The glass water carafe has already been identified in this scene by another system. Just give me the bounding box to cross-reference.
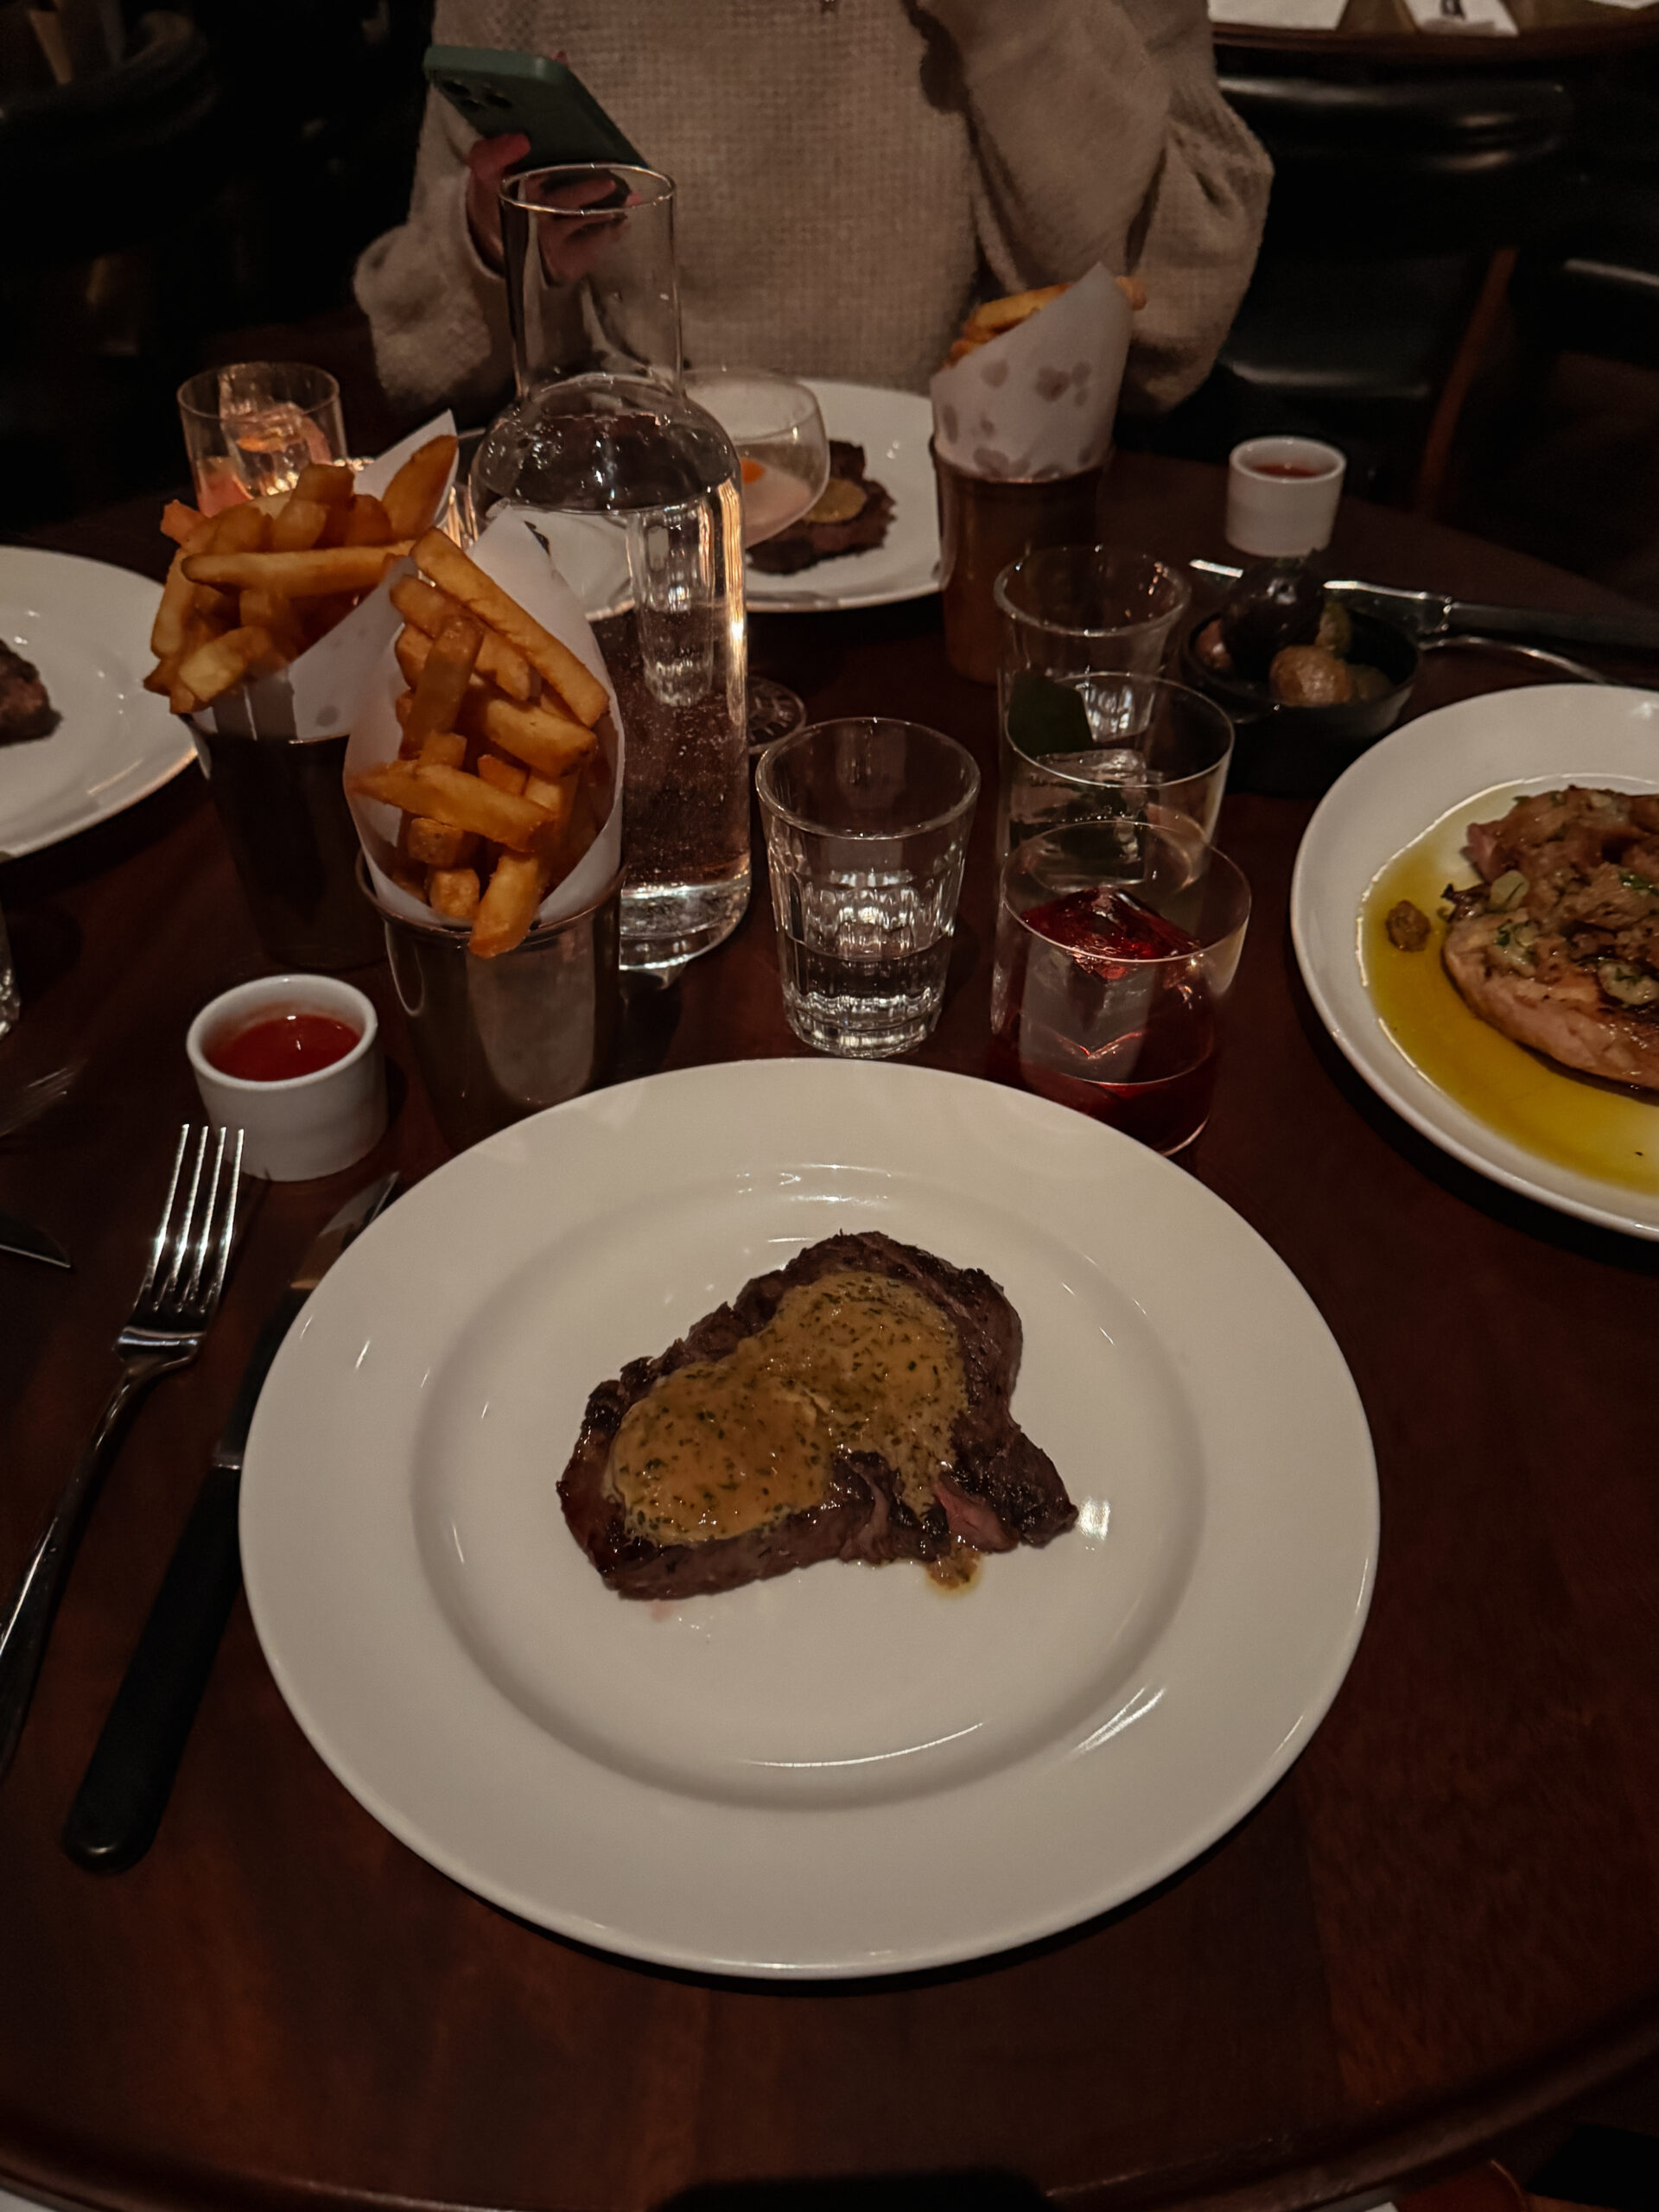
[472,167,749,972]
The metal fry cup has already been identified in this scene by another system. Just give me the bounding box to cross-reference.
[932,443,1107,685]
[359,858,621,1151]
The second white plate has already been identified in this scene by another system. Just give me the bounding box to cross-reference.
[744,380,939,613]
[241,1060,1376,1978]
[1291,683,1659,1237]
[0,546,193,858]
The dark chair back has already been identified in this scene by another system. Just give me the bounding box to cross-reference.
[1220,74,1579,255]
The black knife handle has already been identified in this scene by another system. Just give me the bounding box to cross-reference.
[61,1465,242,1873]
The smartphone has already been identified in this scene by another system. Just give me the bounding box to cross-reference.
[424,47,644,166]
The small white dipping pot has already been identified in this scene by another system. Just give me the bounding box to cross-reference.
[1225,435,1347,558]
[187,974,386,1183]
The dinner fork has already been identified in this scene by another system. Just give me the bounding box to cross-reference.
[0,1124,244,1784]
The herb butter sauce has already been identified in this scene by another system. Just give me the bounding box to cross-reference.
[606,1272,967,1544]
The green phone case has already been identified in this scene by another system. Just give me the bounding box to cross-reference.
[423,46,644,167]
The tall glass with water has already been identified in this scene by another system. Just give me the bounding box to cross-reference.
[471,168,749,971]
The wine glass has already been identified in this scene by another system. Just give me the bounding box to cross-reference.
[684,369,830,747]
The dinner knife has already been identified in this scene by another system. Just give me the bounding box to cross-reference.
[1188,558,1659,656]
[60,1171,400,1873]
[0,1210,70,1269]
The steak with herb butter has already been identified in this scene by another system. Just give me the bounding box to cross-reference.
[558,1231,1074,1600]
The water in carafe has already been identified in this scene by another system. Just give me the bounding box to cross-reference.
[472,375,749,972]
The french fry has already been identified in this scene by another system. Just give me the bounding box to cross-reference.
[181,543,411,595]
[209,502,273,555]
[347,760,563,855]
[523,770,577,827]
[340,493,394,547]
[270,496,331,553]
[475,752,528,798]
[294,462,356,506]
[238,587,306,658]
[429,867,483,921]
[470,851,550,958]
[391,574,538,701]
[406,816,480,868]
[192,582,238,626]
[178,624,278,706]
[414,530,608,725]
[417,728,467,770]
[403,612,481,756]
[461,689,599,778]
[151,543,210,658]
[161,499,202,546]
[964,283,1071,339]
[381,435,459,540]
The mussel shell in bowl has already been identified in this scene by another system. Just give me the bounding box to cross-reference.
[1180,609,1419,798]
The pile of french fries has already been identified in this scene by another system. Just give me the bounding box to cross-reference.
[145,434,458,713]
[943,276,1147,366]
[346,529,611,960]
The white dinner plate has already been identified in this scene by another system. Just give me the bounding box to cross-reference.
[0,547,193,858]
[744,380,939,613]
[1291,683,1659,1239]
[240,1059,1376,1978]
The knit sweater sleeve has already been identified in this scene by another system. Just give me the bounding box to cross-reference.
[914,0,1271,413]
[353,86,515,422]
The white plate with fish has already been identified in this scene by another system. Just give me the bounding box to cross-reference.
[1291,683,1659,1238]
[240,1058,1376,1977]
[743,381,939,613]
[0,547,194,858]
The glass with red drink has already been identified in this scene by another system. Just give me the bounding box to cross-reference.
[989,817,1250,1154]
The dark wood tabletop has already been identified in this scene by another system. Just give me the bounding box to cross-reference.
[1214,0,1659,66]
[3,450,1659,2212]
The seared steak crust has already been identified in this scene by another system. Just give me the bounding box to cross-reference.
[747,442,895,576]
[558,1231,1075,1600]
[0,641,56,745]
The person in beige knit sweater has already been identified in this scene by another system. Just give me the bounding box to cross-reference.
[355,0,1270,424]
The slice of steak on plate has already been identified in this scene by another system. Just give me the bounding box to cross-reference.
[747,442,895,575]
[558,1230,1075,1600]
[0,641,56,745]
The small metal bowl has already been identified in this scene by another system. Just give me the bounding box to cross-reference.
[1179,608,1419,798]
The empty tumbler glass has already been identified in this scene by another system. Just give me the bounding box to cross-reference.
[756,718,979,1058]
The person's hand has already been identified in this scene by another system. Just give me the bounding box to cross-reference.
[465,132,531,270]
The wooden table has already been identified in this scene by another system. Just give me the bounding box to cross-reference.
[3,452,1659,2212]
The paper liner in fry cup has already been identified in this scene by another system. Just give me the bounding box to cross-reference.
[929,264,1131,482]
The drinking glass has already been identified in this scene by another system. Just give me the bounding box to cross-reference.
[996,544,1191,685]
[685,367,830,747]
[177,363,346,515]
[990,817,1251,1155]
[998,671,1234,860]
[756,718,979,1058]
[473,168,751,972]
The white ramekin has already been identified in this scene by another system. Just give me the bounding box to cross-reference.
[1225,435,1347,558]
[186,974,386,1182]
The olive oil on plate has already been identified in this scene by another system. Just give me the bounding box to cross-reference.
[1358,783,1659,1195]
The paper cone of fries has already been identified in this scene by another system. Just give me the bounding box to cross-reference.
[929,264,1131,482]
[344,510,624,961]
